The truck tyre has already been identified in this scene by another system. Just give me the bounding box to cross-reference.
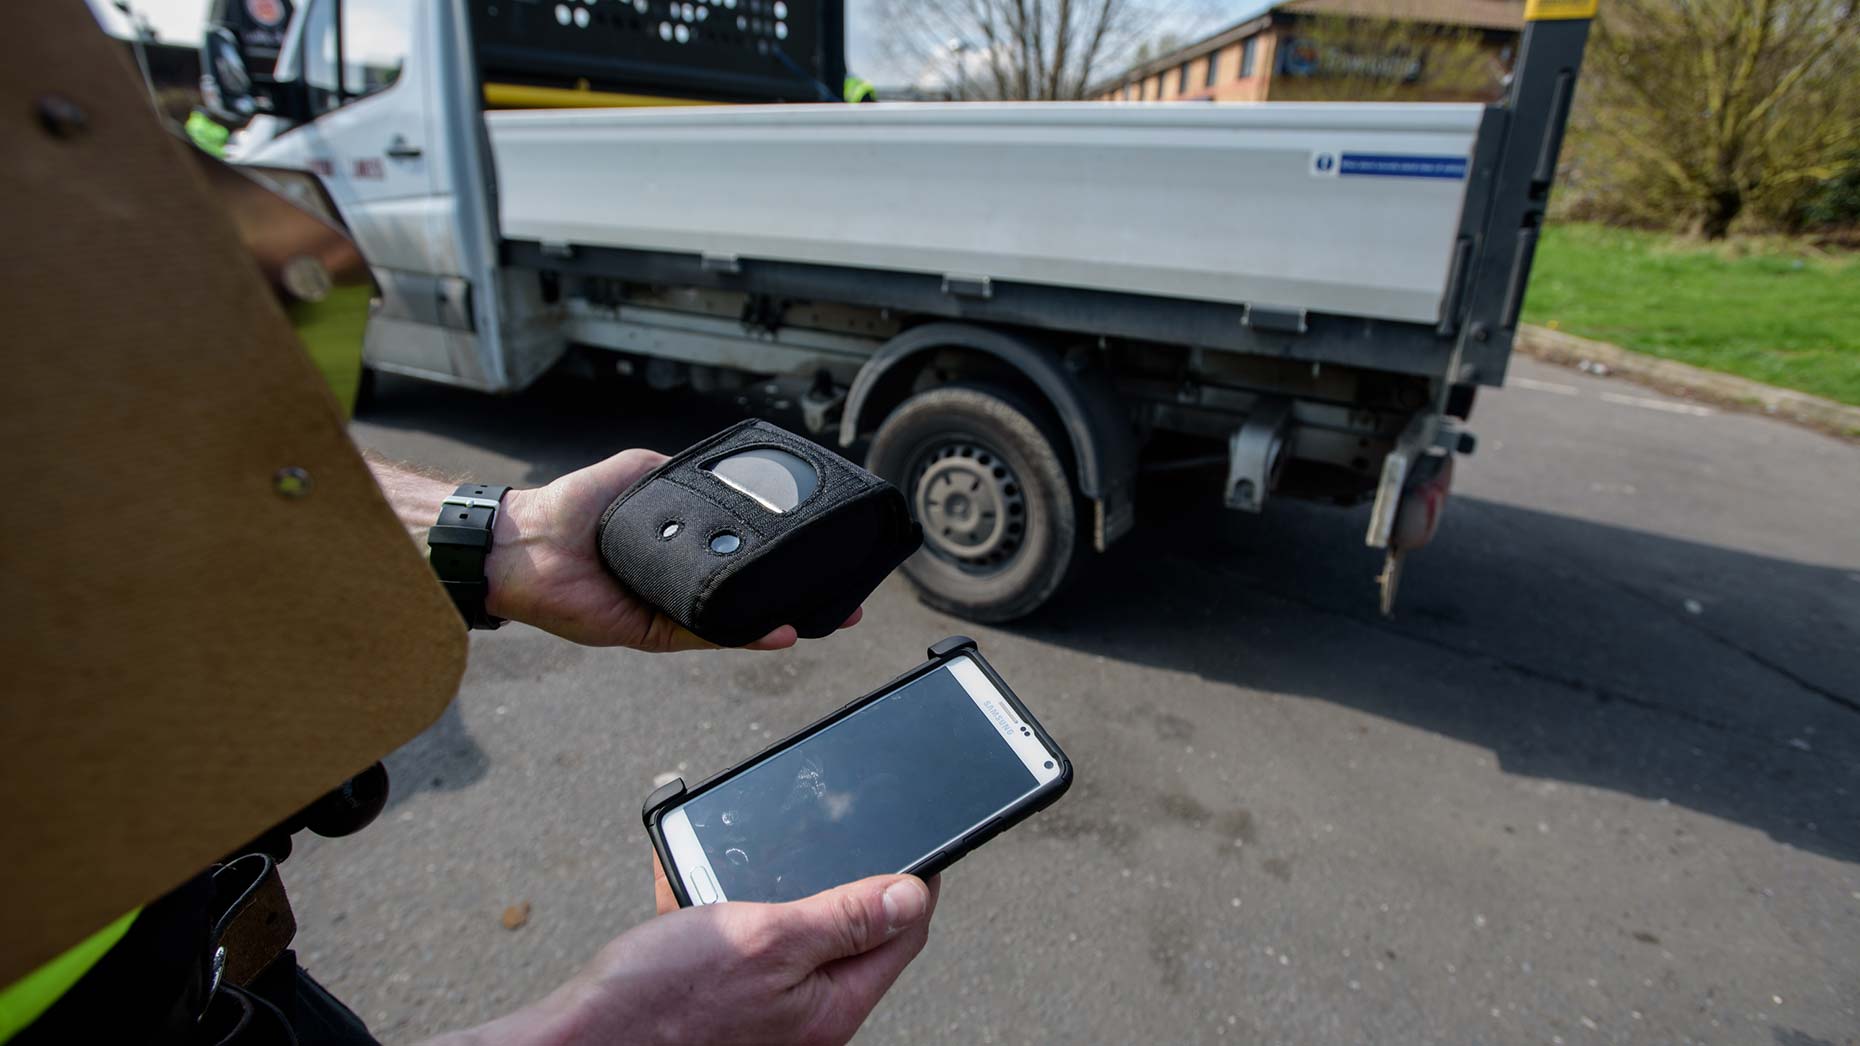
[867,384,1077,622]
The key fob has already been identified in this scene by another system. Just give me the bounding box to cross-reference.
[596,420,922,647]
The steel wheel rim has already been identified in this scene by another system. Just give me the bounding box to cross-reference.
[910,440,1027,574]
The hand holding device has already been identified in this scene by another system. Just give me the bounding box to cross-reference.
[429,873,940,1046]
[646,637,1071,906]
[595,420,922,648]
[477,447,864,651]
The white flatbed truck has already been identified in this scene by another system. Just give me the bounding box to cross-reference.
[210,0,1594,620]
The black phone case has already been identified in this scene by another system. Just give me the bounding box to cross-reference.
[642,636,1074,907]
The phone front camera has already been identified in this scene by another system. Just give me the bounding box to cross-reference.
[1043,760,1055,769]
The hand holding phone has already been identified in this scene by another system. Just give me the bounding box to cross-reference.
[467,872,940,1046]
[646,638,1071,906]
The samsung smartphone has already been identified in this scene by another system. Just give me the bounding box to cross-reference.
[648,643,1070,906]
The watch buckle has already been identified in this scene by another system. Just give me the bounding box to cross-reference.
[442,496,503,513]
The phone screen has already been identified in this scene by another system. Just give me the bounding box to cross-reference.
[664,656,1061,904]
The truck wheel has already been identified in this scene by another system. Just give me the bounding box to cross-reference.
[867,384,1077,622]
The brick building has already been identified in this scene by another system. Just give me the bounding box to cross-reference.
[1094,0,1524,104]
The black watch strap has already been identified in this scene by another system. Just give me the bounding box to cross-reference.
[426,482,510,630]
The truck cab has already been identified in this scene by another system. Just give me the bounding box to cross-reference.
[230,0,552,391]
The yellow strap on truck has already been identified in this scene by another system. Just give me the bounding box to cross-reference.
[483,81,708,109]
[1524,0,1597,20]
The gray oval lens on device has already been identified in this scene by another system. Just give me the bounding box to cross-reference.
[710,532,742,554]
[704,448,819,513]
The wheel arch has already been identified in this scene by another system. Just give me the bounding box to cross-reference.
[839,323,1136,548]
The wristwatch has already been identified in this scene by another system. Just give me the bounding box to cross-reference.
[426,483,510,630]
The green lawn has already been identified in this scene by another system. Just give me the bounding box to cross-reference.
[1522,223,1860,406]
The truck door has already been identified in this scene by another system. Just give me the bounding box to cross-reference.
[243,0,520,388]
[270,0,434,274]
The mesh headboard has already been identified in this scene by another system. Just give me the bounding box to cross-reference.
[471,0,845,103]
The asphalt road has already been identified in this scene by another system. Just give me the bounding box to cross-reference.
[294,357,1860,1045]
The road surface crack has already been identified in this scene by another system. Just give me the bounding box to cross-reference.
[1460,498,1860,720]
[1582,557,1860,719]
[1250,580,1843,764]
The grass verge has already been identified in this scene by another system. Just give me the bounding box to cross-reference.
[1522,223,1860,406]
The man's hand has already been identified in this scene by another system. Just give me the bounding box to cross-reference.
[486,448,861,649]
[367,447,860,650]
[427,873,940,1046]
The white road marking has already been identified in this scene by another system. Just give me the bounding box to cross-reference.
[1511,377,1580,395]
[1599,392,1715,416]
[1512,375,1716,418]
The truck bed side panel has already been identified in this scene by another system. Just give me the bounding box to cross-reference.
[486,102,1483,326]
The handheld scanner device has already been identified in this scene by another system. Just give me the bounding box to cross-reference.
[596,420,922,646]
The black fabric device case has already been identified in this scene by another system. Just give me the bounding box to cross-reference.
[596,420,922,647]
[642,636,1074,908]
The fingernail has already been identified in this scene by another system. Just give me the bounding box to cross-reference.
[881,879,928,934]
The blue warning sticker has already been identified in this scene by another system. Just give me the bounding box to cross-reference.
[1337,153,1468,180]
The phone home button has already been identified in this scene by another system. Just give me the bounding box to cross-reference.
[691,866,719,904]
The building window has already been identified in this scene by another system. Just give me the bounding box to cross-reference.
[1204,52,1219,86]
[1239,37,1257,78]
[1178,63,1190,95]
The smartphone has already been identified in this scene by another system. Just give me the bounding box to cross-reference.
[645,640,1071,906]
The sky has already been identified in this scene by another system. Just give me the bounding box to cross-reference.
[86,0,206,41]
[86,0,1269,89]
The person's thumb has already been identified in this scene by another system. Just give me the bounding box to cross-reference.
[775,875,930,969]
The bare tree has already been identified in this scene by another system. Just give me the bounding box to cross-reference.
[1574,0,1860,238]
[1130,31,1187,64]
[876,0,1216,100]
